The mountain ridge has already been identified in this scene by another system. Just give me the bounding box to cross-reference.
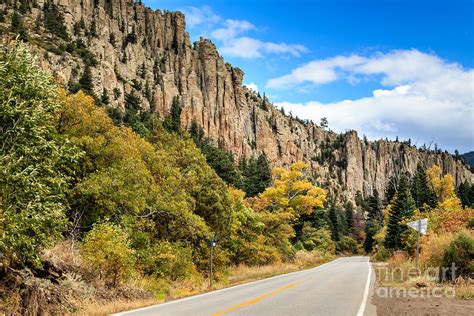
[1,0,472,201]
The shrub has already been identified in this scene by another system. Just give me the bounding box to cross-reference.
[439,231,474,281]
[138,241,197,281]
[0,41,79,268]
[81,223,136,287]
[300,225,335,255]
[374,244,391,261]
[420,233,454,268]
[336,236,360,254]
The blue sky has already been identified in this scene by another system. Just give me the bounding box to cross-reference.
[144,0,473,153]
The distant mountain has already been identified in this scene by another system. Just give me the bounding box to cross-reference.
[461,151,474,168]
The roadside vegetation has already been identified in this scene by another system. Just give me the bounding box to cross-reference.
[0,40,356,315]
[364,163,473,299]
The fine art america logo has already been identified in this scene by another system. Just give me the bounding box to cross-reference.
[374,263,458,298]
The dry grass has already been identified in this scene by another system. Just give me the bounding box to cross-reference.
[373,255,474,300]
[80,299,158,315]
[224,250,331,286]
[80,250,332,315]
[455,278,474,300]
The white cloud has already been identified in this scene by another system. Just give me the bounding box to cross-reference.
[182,7,308,59]
[181,6,221,28]
[211,19,255,41]
[244,82,259,92]
[267,55,367,89]
[271,50,474,152]
[219,36,308,59]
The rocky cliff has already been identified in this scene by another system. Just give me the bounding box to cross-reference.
[1,0,472,201]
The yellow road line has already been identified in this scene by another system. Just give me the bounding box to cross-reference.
[211,281,301,316]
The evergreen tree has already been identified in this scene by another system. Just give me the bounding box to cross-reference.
[367,189,383,224]
[363,190,383,253]
[79,65,93,96]
[201,144,242,187]
[363,221,379,253]
[189,120,204,147]
[384,175,415,249]
[457,181,474,208]
[328,206,340,241]
[101,88,109,105]
[411,164,436,210]
[43,0,69,40]
[384,175,398,205]
[241,154,272,197]
[344,201,355,235]
[163,96,181,133]
[11,11,28,41]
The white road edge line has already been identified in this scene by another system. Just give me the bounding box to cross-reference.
[356,257,372,316]
[112,257,345,316]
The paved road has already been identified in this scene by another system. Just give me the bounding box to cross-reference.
[115,256,376,316]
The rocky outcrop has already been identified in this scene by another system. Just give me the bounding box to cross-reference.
[1,0,472,201]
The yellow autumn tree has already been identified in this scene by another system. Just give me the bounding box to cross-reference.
[257,161,326,218]
[426,164,462,210]
[247,162,326,261]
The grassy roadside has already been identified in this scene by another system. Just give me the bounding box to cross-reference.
[371,258,473,300]
[370,257,473,316]
[81,252,335,315]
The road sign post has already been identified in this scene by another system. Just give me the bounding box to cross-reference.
[407,218,428,272]
[415,219,420,271]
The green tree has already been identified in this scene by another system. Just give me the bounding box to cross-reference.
[384,174,415,250]
[328,206,341,242]
[201,144,242,187]
[11,11,28,41]
[189,120,204,146]
[344,201,355,235]
[81,223,135,287]
[163,96,182,133]
[363,190,383,253]
[411,164,436,210]
[457,181,473,208]
[0,41,79,267]
[43,0,69,40]
[79,65,94,96]
[385,175,398,205]
[241,154,272,197]
[101,88,110,105]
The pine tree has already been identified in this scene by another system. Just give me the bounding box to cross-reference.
[344,201,355,235]
[328,206,340,241]
[163,96,181,133]
[411,164,436,210]
[43,0,69,40]
[363,190,383,252]
[384,174,415,249]
[201,144,242,187]
[79,65,93,96]
[458,181,473,208]
[189,120,204,146]
[256,154,272,190]
[11,11,28,41]
[241,154,272,197]
[101,88,109,105]
[367,189,383,224]
[385,175,398,205]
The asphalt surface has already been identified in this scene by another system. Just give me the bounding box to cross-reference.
[114,256,376,316]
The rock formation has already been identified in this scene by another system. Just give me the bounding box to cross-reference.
[1,0,472,201]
